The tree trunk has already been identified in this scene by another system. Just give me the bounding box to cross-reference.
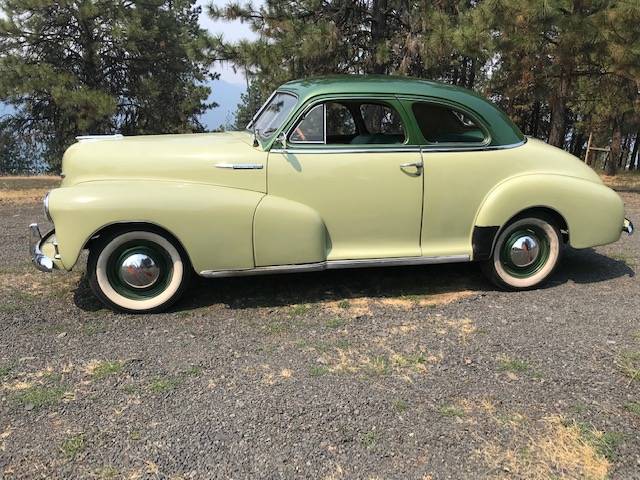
[370,0,388,74]
[606,118,622,176]
[548,74,570,148]
[630,131,640,170]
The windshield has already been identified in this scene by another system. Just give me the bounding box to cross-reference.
[249,92,298,139]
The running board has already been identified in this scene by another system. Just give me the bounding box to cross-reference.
[199,255,470,278]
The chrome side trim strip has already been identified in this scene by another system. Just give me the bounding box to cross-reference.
[270,139,526,155]
[215,163,264,170]
[199,255,470,278]
[270,147,422,154]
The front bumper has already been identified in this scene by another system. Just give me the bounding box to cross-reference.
[29,223,58,272]
[623,218,634,235]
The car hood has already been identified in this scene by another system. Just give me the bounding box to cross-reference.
[60,131,267,193]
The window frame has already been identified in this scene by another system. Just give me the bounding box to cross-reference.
[288,103,327,144]
[284,96,412,149]
[406,98,492,149]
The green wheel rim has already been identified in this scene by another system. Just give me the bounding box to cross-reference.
[499,225,550,279]
[106,240,173,300]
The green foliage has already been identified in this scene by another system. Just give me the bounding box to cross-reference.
[0,0,217,172]
[212,0,640,172]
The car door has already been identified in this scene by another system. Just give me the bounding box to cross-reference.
[267,98,424,261]
[401,98,519,258]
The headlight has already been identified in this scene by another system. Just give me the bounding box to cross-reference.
[43,192,52,222]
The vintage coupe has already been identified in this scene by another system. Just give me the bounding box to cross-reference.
[30,76,634,313]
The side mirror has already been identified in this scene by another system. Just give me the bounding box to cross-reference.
[276,132,287,150]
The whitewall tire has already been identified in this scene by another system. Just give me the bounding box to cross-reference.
[88,228,191,313]
[481,216,562,290]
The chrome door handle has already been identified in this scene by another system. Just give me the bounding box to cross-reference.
[215,163,263,170]
[400,160,423,171]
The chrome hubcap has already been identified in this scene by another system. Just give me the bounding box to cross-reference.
[119,253,161,289]
[509,235,540,268]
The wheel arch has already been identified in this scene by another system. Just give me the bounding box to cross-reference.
[84,221,194,270]
[473,205,568,261]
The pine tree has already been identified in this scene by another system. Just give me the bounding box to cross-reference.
[0,0,216,172]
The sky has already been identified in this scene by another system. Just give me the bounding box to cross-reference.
[196,0,260,128]
[0,1,261,130]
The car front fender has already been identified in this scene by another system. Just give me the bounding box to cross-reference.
[474,174,624,249]
[47,180,264,273]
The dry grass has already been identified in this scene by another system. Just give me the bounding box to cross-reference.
[480,416,611,480]
[600,171,640,192]
[323,290,474,318]
[0,176,60,204]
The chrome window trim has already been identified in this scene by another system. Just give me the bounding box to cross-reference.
[420,138,527,153]
[199,254,470,278]
[247,90,299,137]
[410,100,492,148]
[246,90,277,130]
[283,96,410,149]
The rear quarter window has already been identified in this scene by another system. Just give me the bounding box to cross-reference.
[412,103,487,145]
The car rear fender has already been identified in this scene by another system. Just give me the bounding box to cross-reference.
[474,174,624,251]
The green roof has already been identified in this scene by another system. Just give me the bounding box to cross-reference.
[279,75,524,146]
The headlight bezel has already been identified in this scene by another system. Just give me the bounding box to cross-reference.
[43,191,52,222]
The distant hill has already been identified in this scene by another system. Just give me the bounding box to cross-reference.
[201,79,246,131]
[0,79,245,133]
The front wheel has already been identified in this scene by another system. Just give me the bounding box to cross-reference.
[88,228,191,313]
[481,216,562,290]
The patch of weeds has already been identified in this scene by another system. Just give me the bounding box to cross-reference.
[291,304,311,316]
[266,321,289,335]
[624,401,640,416]
[438,403,465,418]
[15,385,66,409]
[392,399,408,413]
[337,300,350,310]
[61,434,85,459]
[499,357,530,374]
[576,422,623,461]
[360,430,378,448]
[149,376,180,393]
[365,355,390,376]
[91,361,123,380]
[569,402,588,415]
[183,366,203,377]
[0,363,14,378]
[0,303,19,314]
[616,351,640,383]
[393,352,428,370]
[122,384,138,395]
[335,339,351,349]
[326,317,346,328]
[309,365,330,377]
[82,320,108,336]
[129,430,142,441]
[95,466,118,479]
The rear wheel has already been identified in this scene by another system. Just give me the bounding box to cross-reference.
[88,228,190,313]
[481,216,562,290]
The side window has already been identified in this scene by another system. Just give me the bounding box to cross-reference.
[290,104,325,143]
[326,103,356,140]
[412,103,486,144]
[289,100,407,145]
[355,103,406,144]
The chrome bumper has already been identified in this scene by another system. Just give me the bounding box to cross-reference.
[623,218,634,235]
[29,223,55,272]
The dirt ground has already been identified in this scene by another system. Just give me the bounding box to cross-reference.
[1,177,639,479]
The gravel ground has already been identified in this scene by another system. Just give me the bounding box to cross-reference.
[1,184,639,479]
